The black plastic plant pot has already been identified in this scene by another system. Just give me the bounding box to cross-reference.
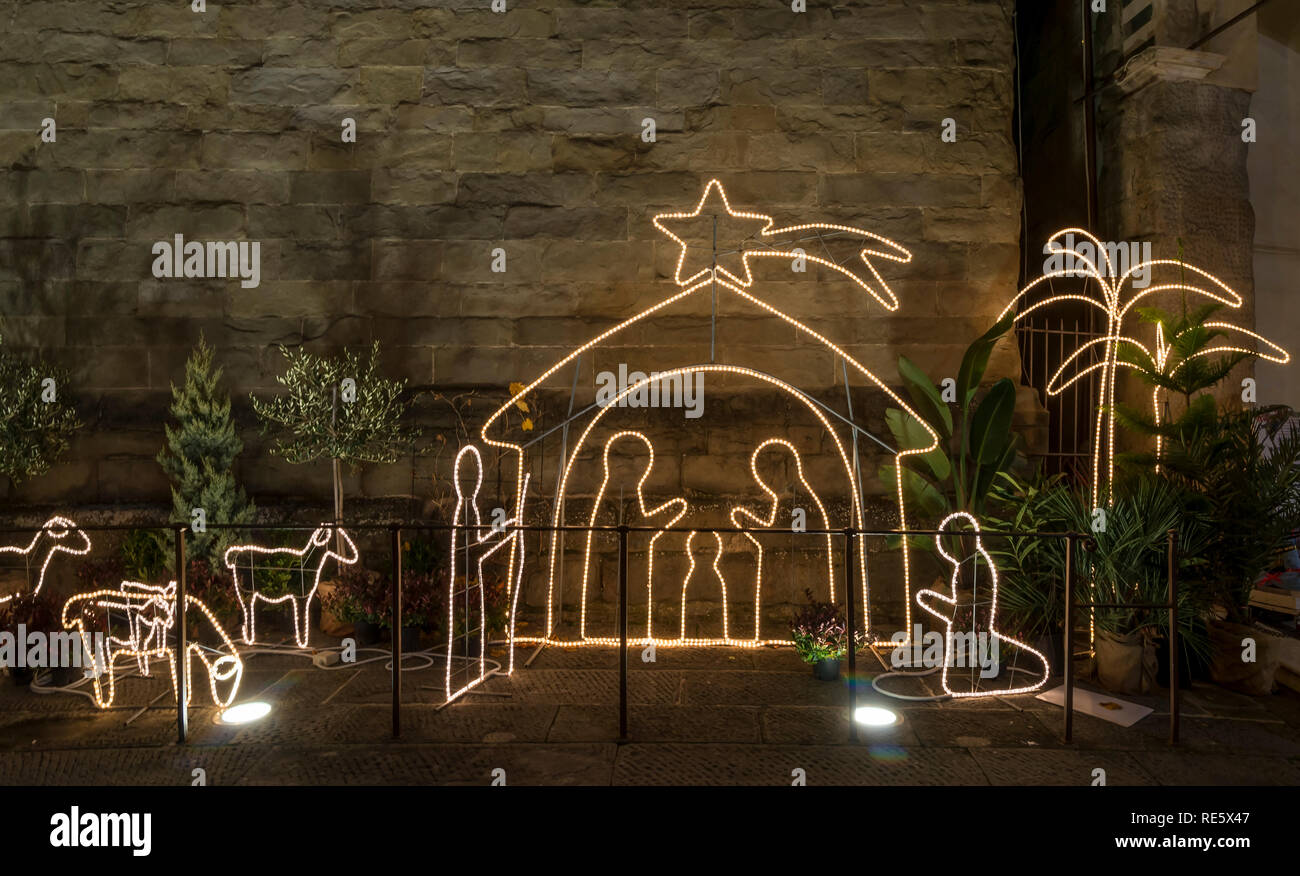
[401,625,421,653]
[353,619,381,646]
[1034,629,1066,678]
[813,657,841,681]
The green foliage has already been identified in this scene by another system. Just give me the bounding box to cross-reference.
[0,336,81,483]
[121,529,167,582]
[985,469,1075,640]
[1035,474,1214,662]
[789,588,856,664]
[1151,407,1300,621]
[251,342,421,468]
[156,335,255,568]
[879,312,1021,554]
[1114,302,1250,464]
[251,342,422,519]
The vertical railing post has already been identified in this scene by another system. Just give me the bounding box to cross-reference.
[617,524,629,742]
[175,525,188,744]
[844,527,857,743]
[391,524,402,739]
[1063,533,1074,743]
[1167,529,1179,745]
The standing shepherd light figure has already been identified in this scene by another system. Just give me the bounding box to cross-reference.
[480,179,941,649]
[446,445,527,703]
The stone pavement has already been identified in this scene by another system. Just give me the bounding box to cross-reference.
[2,645,1299,786]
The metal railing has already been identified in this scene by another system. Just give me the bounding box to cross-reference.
[0,520,1184,747]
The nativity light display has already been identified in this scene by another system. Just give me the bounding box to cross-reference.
[0,516,92,604]
[61,581,244,709]
[481,180,941,651]
[223,525,359,648]
[1000,229,1290,506]
[914,512,1049,698]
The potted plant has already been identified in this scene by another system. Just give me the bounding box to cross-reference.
[1149,406,1300,694]
[321,564,386,646]
[790,588,856,681]
[251,342,422,542]
[986,469,1074,676]
[1,591,59,686]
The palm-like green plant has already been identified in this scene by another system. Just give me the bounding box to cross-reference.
[1113,301,1284,469]
[985,469,1074,640]
[1150,407,1300,622]
[880,312,1021,556]
[1035,474,1214,661]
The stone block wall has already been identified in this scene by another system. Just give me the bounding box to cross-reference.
[0,0,1027,528]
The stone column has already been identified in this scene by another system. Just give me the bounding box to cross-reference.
[1095,0,1258,435]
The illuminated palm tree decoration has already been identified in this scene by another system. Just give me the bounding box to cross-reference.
[999,229,1264,506]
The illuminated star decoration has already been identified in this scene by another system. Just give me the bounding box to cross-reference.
[223,526,359,648]
[446,445,527,703]
[914,512,1049,698]
[62,581,244,709]
[1000,229,1288,507]
[0,516,92,605]
[653,177,913,311]
[483,180,939,651]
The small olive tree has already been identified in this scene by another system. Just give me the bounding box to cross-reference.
[0,335,81,486]
[251,342,422,526]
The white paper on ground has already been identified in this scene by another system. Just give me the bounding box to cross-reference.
[1035,684,1154,728]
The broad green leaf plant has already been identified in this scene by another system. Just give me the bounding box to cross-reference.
[880,312,1022,552]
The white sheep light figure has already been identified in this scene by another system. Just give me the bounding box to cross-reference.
[223,525,360,648]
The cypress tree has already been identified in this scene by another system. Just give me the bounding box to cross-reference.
[157,335,255,568]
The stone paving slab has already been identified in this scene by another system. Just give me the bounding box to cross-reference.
[233,743,616,786]
[0,745,266,786]
[611,743,988,785]
[547,704,763,743]
[1134,751,1300,786]
[4,646,1300,785]
[969,749,1157,786]
[899,705,1060,749]
[350,704,561,744]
